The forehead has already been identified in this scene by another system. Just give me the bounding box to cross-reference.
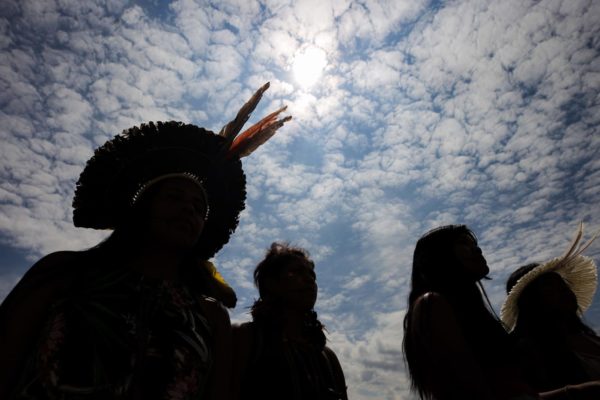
[285,257,315,270]
[532,271,566,287]
[454,232,477,244]
[156,177,206,197]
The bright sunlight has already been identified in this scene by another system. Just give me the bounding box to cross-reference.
[292,46,327,88]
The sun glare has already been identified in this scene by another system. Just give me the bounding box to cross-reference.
[292,46,327,88]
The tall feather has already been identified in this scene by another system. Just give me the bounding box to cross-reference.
[560,221,584,261]
[228,106,292,158]
[568,222,599,260]
[219,82,271,141]
[556,222,600,270]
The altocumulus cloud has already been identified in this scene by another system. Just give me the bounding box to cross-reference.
[1,0,600,399]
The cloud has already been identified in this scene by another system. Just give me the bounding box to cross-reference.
[1,0,600,398]
[324,310,414,400]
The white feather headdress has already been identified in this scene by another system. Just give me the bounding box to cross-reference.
[500,222,599,331]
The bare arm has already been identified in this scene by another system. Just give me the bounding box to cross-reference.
[0,251,78,398]
[197,297,233,400]
[540,381,600,400]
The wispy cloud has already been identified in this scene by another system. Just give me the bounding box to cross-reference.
[1,0,599,398]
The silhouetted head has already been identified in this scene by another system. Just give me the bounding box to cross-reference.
[73,121,248,260]
[251,242,325,349]
[508,263,578,322]
[93,176,208,258]
[254,242,317,312]
[506,263,538,294]
[404,225,504,400]
[412,224,489,295]
[506,263,598,387]
[140,177,208,251]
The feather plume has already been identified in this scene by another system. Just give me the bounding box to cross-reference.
[500,221,600,331]
[227,105,292,158]
[219,82,271,141]
[558,222,600,265]
[560,221,584,261]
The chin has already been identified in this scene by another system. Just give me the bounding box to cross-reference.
[161,237,197,251]
[293,301,316,313]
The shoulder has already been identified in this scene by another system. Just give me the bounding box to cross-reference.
[232,321,255,343]
[409,292,462,340]
[323,346,348,398]
[233,320,254,332]
[323,346,342,365]
[0,251,82,352]
[35,250,80,265]
[414,291,448,306]
[1,251,81,311]
[23,251,81,281]
[412,292,454,319]
[197,296,231,326]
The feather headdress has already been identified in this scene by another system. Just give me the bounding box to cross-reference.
[72,83,291,306]
[220,82,292,158]
[500,222,599,331]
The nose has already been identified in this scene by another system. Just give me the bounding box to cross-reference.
[178,202,195,221]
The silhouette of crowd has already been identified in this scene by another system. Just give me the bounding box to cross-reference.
[0,84,599,400]
[403,224,600,399]
[0,85,347,400]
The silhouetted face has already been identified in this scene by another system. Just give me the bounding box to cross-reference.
[144,177,208,250]
[453,233,489,280]
[273,258,318,312]
[527,272,578,315]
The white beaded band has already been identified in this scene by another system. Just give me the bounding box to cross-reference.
[131,172,210,219]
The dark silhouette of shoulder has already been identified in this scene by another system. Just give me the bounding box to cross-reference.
[412,292,454,325]
[0,250,81,398]
[322,345,348,400]
[1,250,81,313]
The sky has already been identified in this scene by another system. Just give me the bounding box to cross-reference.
[1,0,599,398]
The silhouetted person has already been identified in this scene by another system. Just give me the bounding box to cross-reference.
[402,225,535,399]
[0,83,291,399]
[233,243,348,400]
[502,229,600,392]
[402,224,600,400]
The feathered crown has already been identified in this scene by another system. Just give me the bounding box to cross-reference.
[73,82,291,260]
[501,222,599,331]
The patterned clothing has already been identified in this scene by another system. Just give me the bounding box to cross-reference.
[240,322,347,400]
[12,264,212,400]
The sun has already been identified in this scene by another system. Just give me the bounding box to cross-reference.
[292,46,327,88]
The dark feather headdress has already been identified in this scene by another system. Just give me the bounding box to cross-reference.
[73,82,291,260]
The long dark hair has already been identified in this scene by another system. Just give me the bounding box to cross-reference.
[251,242,326,350]
[402,225,509,399]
